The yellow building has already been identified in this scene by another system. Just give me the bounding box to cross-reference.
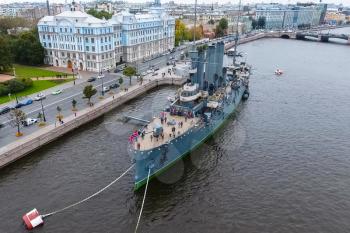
[325,12,346,24]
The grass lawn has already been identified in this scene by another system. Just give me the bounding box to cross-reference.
[0,79,73,105]
[9,64,70,78]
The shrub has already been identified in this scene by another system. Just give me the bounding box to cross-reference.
[0,77,33,96]
[0,84,10,96]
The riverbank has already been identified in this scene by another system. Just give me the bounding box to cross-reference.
[0,75,186,169]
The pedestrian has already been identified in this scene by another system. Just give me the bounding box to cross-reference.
[161,118,164,124]
[150,134,153,142]
[164,116,167,123]
[74,112,77,117]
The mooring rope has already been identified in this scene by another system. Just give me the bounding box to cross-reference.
[134,168,151,233]
[41,164,135,218]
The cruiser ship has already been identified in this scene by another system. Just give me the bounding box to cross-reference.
[130,41,250,190]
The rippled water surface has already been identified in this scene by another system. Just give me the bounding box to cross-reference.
[1,28,350,233]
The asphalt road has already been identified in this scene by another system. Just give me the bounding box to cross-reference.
[0,39,217,147]
[0,73,137,147]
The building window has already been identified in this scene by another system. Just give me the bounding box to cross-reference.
[92,46,95,52]
[91,38,94,43]
[87,55,90,59]
[85,38,88,43]
[86,46,89,51]
[101,46,103,51]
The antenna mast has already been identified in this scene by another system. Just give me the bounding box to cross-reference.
[233,0,242,65]
[193,0,197,47]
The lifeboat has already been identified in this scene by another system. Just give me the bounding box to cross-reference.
[275,69,283,75]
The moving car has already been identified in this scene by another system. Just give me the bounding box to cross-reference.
[22,118,38,127]
[52,89,62,95]
[34,93,46,101]
[109,83,119,89]
[103,86,110,92]
[97,74,105,79]
[87,77,96,82]
[114,68,123,73]
[0,106,10,115]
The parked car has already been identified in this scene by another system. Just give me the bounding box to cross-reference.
[114,68,123,73]
[34,93,46,101]
[97,74,105,79]
[103,86,110,92]
[19,99,33,107]
[87,77,96,82]
[52,89,62,95]
[0,106,10,115]
[109,83,120,89]
[22,118,38,127]
[152,72,158,76]
[153,67,159,71]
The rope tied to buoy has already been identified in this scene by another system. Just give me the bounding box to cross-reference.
[134,168,151,233]
[41,164,135,218]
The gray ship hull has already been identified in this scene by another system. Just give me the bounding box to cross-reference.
[133,84,247,190]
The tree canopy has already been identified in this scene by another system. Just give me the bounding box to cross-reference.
[83,85,97,105]
[87,9,113,20]
[215,18,228,38]
[175,19,204,46]
[123,66,137,85]
[11,29,45,66]
[0,36,13,72]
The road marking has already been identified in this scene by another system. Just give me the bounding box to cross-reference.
[1,78,120,125]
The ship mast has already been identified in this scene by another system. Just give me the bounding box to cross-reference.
[233,0,242,65]
[193,0,198,48]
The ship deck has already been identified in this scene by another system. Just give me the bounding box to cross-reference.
[133,115,200,151]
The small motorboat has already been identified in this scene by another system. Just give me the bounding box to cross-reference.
[275,69,283,76]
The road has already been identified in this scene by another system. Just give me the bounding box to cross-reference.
[0,38,220,148]
[0,73,139,147]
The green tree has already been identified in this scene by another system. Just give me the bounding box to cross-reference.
[215,18,228,38]
[0,36,13,72]
[8,109,26,137]
[123,66,136,85]
[83,85,97,106]
[257,17,266,29]
[87,9,112,20]
[72,98,77,111]
[251,19,258,29]
[118,76,124,87]
[0,17,34,35]
[219,18,228,30]
[11,29,45,65]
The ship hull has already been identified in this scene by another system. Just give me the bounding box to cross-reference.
[133,85,247,191]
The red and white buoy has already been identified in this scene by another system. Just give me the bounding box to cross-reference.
[22,209,44,230]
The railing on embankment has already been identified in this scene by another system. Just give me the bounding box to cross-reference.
[0,77,186,169]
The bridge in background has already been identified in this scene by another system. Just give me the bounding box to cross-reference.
[224,29,350,51]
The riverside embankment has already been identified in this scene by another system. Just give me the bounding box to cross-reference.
[0,75,186,169]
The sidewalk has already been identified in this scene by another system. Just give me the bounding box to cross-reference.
[0,74,186,168]
[0,74,14,83]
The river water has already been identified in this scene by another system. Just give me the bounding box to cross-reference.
[1,28,350,233]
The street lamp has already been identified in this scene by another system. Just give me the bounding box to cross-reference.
[40,98,46,122]
[100,70,105,96]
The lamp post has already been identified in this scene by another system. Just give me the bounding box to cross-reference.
[12,67,19,104]
[40,98,46,122]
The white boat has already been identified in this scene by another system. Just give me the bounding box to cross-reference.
[275,69,283,75]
